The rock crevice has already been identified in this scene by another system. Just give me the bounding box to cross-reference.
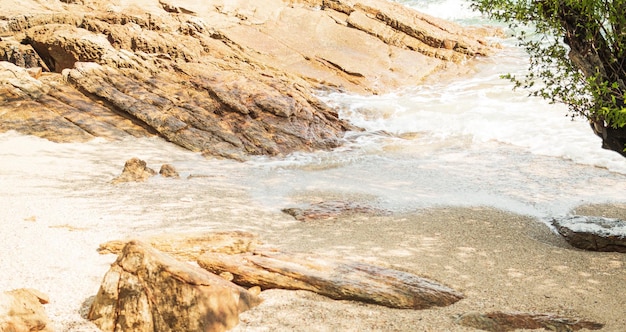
[0,0,498,159]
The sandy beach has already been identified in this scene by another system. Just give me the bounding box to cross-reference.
[1,132,625,331]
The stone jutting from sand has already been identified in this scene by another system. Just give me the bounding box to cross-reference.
[455,311,604,332]
[98,232,464,311]
[111,157,157,184]
[0,288,52,332]
[552,215,626,253]
[281,200,391,221]
[88,240,262,332]
[0,0,497,160]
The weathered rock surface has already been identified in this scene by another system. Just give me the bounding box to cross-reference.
[88,240,262,332]
[197,249,464,309]
[159,163,179,178]
[111,157,156,184]
[552,215,626,253]
[97,230,261,261]
[282,200,390,221]
[0,288,52,332]
[455,311,604,332]
[0,0,497,159]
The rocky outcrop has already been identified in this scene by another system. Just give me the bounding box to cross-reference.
[0,288,52,332]
[111,157,157,184]
[88,240,262,332]
[0,0,497,159]
[552,216,626,253]
[455,311,604,332]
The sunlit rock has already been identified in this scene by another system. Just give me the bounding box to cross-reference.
[0,0,499,159]
[97,231,261,261]
[88,240,262,332]
[0,288,52,332]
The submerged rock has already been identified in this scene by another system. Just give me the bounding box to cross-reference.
[551,215,626,253]
[282,200,390,221]
[0,0,498,159]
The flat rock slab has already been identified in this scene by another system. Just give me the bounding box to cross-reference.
[197,250,463,309]
[551,216,626,253]
[455,311,604,332]
[281,200,390,221]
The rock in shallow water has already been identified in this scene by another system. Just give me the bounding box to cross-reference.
[551,215,626,253]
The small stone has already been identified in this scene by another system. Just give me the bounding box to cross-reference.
[248,286,261,296]
[551,215,626,253]
[111,158,156,184]
[455,311,604,332]
[159,163,180,178]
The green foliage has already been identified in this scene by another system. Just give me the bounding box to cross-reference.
[470,0,626,129]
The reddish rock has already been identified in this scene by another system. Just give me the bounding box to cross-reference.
[282,200,390,221]
[455,311,604,332]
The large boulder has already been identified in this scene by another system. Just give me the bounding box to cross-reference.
[197,249,464,310]
[0,288,52,332]
[551,216,626,253]
[88,240,262,332]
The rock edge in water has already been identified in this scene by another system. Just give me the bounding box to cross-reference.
[0,0,498,159]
